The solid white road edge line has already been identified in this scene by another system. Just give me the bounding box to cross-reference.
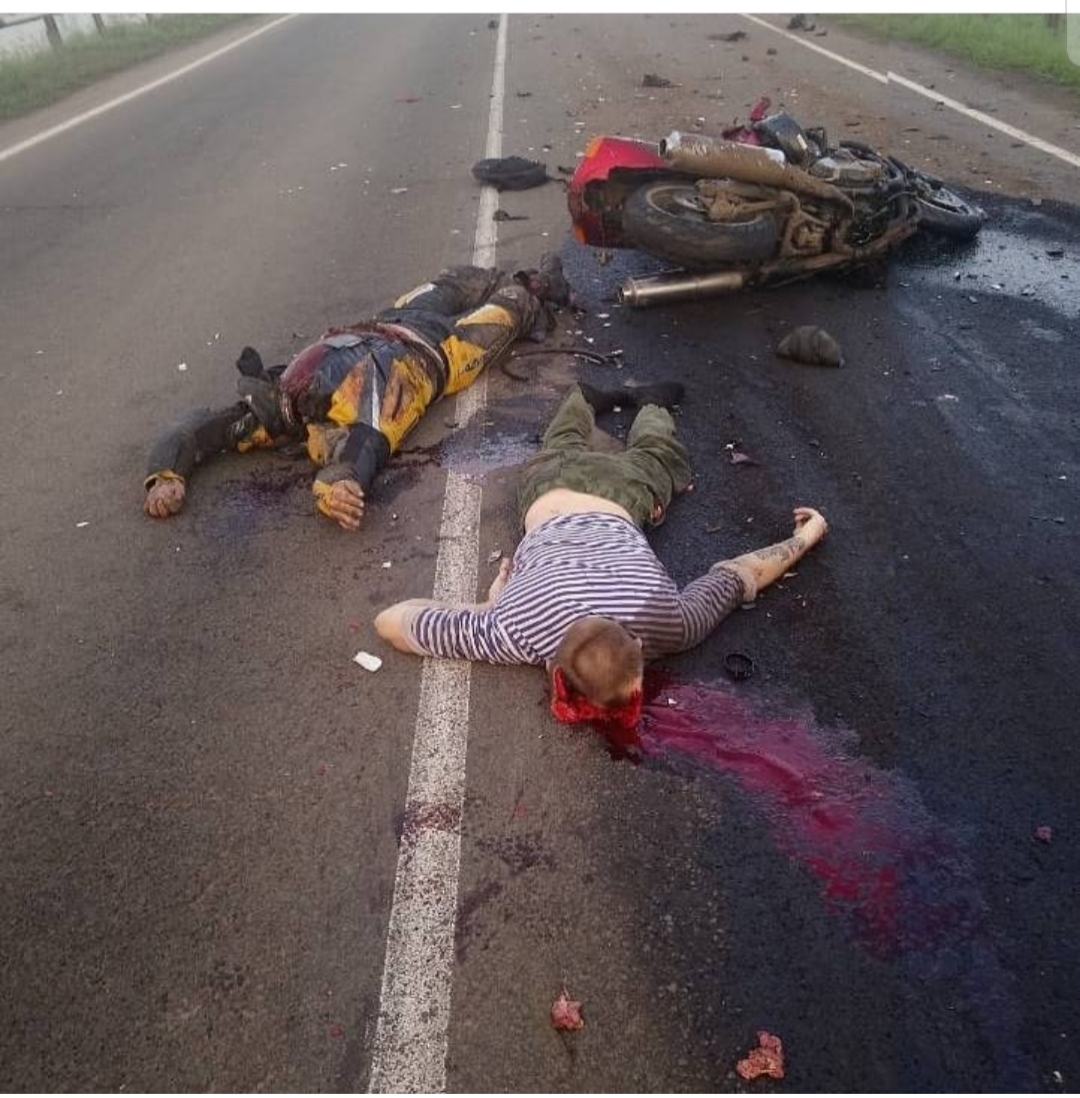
[0,15,297,166]
[741,13,1080,171]
[886,71,1080,171]
[366,13,508,1094]
[740,13,889,84]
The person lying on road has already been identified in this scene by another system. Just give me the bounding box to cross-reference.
[143,257,571,530]
[375,383,829,726]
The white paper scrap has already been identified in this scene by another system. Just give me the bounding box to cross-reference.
[353,651,382,672]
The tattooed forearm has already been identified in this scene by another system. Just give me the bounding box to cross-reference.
[751,536,804,564]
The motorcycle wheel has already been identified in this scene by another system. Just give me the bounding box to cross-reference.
[622,182,778,269]
[914,181,984,240]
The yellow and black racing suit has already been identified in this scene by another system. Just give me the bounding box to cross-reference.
[144,266,541,520]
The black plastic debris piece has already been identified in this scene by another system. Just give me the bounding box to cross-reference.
[472,156,550,191]
[708,30,746,42]
[642,72,674,88]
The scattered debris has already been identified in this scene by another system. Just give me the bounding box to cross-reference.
[556,165,577,175]
[1035,825,1053,844]
[1047,248,1065,258]
[487,18,498,29]
[737,1030,785,1080]
[177,362,188,372]
[487,549,503,564]
[776,326,844,367]
[766,46,777,55]
[394,96,421,104]
[788,14,815,31]
[390,187,408,195]
[493,208,529,222]
[551,988,584,1031]
[730,450,757,466]
[642,72,674,88]
[515,90,533,98]
[75,521,89,529]
[472,156,550,190]
[708,30,746,42]
[353,651,383,673]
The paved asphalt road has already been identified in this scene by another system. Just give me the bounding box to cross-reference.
[1,13,1078,1092]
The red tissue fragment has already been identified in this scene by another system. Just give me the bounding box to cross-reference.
[550,988,584,1031]
[736,1030,785,1081]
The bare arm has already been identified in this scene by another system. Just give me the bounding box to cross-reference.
[374,558,512,653]
[716,507,828,602]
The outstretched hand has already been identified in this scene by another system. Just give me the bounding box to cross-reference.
[323,479,365,531]
[792,506,828,546]
[145,479,186,518]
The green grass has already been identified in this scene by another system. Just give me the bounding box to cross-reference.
[832,14,1080,93]
[0,14,253,122]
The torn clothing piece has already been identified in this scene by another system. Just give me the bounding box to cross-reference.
[471,156,550,191]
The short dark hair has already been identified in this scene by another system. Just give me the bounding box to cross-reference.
[553,616,643,708]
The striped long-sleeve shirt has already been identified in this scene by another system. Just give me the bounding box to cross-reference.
[408,512,745,664]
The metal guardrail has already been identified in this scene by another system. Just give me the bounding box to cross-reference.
[0,13,149,58]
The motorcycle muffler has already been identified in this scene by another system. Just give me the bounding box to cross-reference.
[618,269,746,307]
[660,131,853,212]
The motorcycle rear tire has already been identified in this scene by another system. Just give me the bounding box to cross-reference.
[915,182,983,240]
[622,182,778,269]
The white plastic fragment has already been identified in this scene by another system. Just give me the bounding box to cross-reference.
[75,521,89,528]
[381,561,392,569]
[353,651,382,672]
[391,187,408,194]
[177,362,188,371]
[487,549,502,563]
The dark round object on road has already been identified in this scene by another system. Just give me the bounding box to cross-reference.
[724,651,756,681]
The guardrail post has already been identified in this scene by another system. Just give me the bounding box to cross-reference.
[42,14,62,49]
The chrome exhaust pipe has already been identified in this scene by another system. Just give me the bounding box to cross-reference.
[618,269,746,307]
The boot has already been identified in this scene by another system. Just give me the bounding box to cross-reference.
[514,252,572,307]
[578,381,685,415]
[237,376,289,437]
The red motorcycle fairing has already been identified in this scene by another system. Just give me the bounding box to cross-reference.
[568,135,670,247]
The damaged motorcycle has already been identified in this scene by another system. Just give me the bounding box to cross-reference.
[567,103,984,306]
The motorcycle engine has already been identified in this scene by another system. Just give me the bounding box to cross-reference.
[808,154,884,186]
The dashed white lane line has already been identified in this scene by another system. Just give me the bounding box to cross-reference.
[366,13,508,1094]
[0,15,297,166]
[740,13,1080,171]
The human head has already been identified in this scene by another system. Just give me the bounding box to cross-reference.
[549,616,644,726]
[279,340,330,426]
